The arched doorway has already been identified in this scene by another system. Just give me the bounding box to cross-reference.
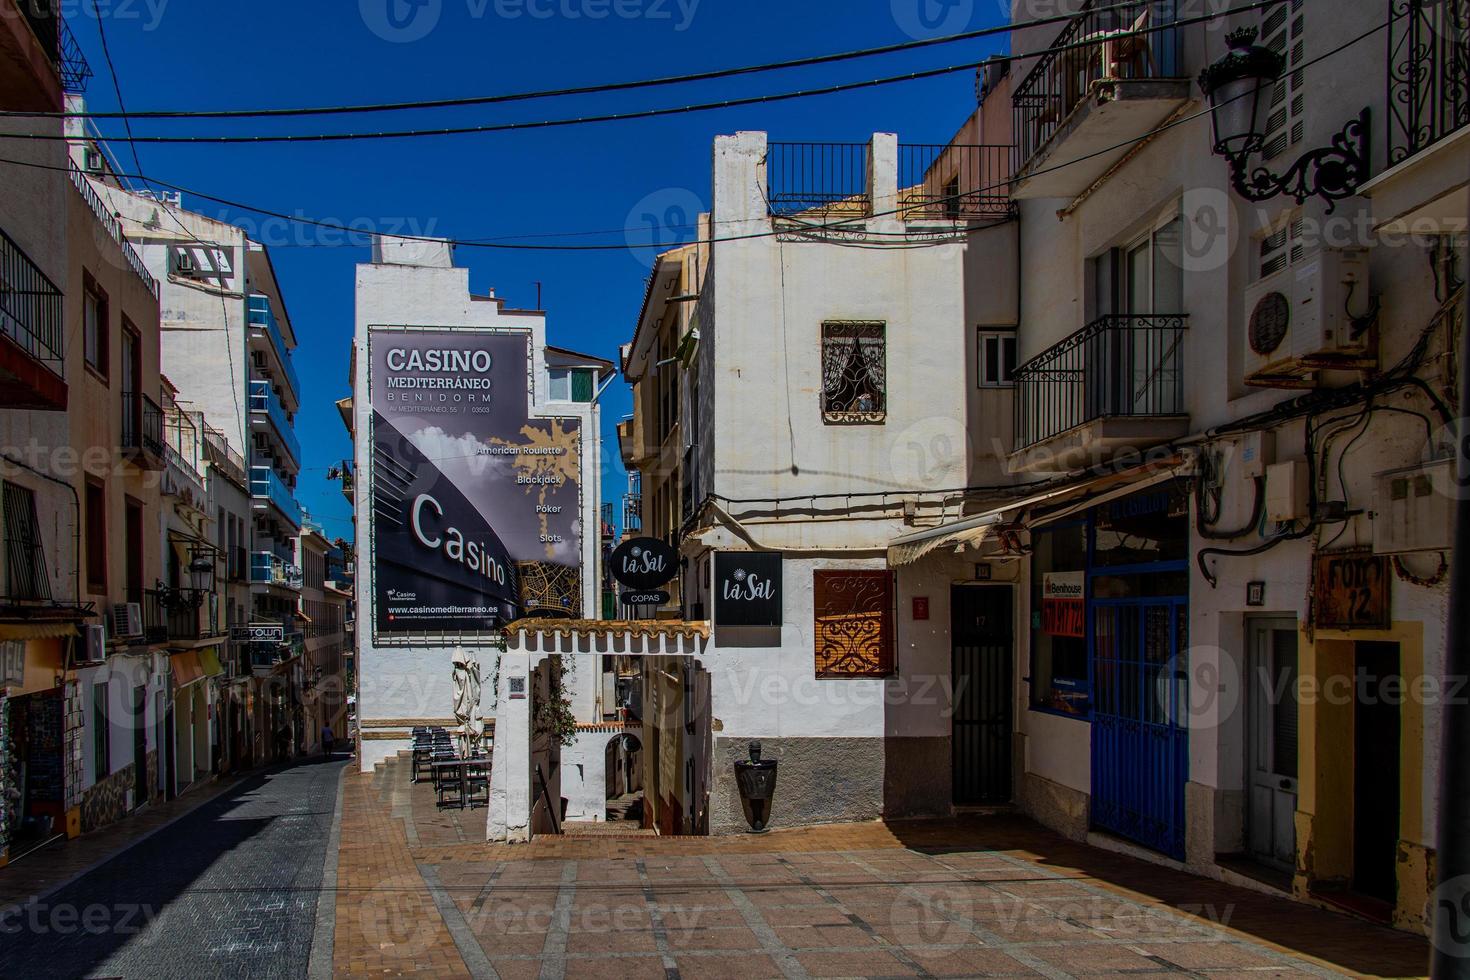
[604,733,643,823]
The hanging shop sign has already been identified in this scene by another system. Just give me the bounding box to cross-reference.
[369,329,583,635]
[713,552,783,628]
[609,537,678,591]
[1314,550,1390,631]
[1041,571,1085,638]
[231,624,284,644]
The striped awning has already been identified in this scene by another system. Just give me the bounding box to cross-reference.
[170,651,204,687]
[0,623,78,641]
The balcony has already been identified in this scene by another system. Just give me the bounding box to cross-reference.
[1011,0,1187,199]
[0,2,90,110]
[1363,0,1469,233]
[250,551,303,591]
[897,144,1016,221]
[120,391,166,469]
[250,465,303,529]
[1012,314,1189,474]
[143,588,224,644]
[0,225,66,410]
[69,163,157,298]
[203,427,248,489]
[767,142,873,219]
[249,379,301,470]
[247,294,300,406]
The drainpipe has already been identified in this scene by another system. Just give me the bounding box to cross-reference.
[1,452,82,611]
[1434,243,1470,977]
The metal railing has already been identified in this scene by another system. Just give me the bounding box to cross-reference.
[249,379,302,469]
[246,295,301,401]
[57,17,90,92]
[142,588,222,643]
[1387,0,1470,166]
[623,494,642,534]
[120,391,164,458]
[898,144,1015,220]
[0,225,63,376]
[2,480,51,603]
[1014,314,1188,450]
[766,142,872,217]
[68,162,157,298]
[250,551,302,590]
[203,427,248,488]
[1012,0,1183,176]
[250,465,303,528]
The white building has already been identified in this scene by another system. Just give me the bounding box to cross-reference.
[350,237,610,772]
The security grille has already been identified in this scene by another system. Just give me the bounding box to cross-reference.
[3,481,50,602]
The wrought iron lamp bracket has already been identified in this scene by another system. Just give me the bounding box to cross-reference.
[1221,108,1372,213]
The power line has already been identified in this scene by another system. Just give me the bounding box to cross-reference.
[0,0,1287,145]
[0,14,1391,255]
[2,0,1266,123]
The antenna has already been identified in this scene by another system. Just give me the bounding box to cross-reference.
[534,281,542,310]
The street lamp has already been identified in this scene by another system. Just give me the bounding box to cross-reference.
[1198,28,1371,212]
[157,550,217,610]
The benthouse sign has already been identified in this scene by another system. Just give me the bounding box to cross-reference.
[369,329,582,635]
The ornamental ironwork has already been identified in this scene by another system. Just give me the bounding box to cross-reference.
[821,321,886,424]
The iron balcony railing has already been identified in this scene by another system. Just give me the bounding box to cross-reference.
[250,551,302,590]
[0,224,63,376]
[246,294,301,402]
[68,162,157,298]
[250,465,303,528]
[120,391,165,459]
[1014,314,1188,450]
[898,144,1015,220]
[143,588,223,643]
[623,494,642,534]
[1012,0,1183,176]
[1388,0,1470,166]
[249,379,301,469]
[203,427,248,488]
[767,142,872,218]
[57,16,90,92]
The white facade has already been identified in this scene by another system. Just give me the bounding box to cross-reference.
[351,238,605,772]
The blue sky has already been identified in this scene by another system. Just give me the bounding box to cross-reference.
[71,0,1009,543]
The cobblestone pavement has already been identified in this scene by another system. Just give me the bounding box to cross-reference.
[0,756,346,980]
[336,757,1431,979]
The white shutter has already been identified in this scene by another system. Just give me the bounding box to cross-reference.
[1260,0,1306,161]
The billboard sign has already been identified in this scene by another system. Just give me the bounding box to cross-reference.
[369,329,582,635]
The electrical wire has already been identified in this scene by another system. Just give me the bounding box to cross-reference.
[0,13,1395,256]
[3,0,1218,122]
[0,0,1295,145]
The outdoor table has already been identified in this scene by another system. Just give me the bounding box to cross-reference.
[433,759,471,809]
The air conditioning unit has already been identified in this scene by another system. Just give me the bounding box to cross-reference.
[109,602,143,640]
[173,248,201,277]
[78,624,106,664]
[1373,458,1454,555]
[1244,248,1374,388]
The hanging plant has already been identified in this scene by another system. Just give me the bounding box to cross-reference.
[532,655,578,748]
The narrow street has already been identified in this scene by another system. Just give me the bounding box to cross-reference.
[0,758,345,980]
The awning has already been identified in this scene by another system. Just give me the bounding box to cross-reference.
[888,457,1189,568]
[198,647,225,678]
[170,651,204,687]
[0,623,78,641]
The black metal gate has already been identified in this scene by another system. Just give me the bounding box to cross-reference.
[951,585,1013,805]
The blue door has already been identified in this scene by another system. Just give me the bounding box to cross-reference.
[1090,597,1189,859]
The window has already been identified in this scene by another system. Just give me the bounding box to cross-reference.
[1260,0,1305,161]
[83,273,109,380]
[821,321,886,423]
[548,369,571,401]
[1258,215,1306,279]
[813,570,894,678]
[85,477,106,594]
[978,329,1018,388]
[124,497,143,603]
[93,681,111,778]
[3,481,50,601]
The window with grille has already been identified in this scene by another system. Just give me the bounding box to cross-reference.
[93,682,111,779]
[3,480,50,602]
[1260,0,1305,161]
[821,321,887,424]
[83,272,109,380]
[1258,215,1306,278]
[813,570,894,678]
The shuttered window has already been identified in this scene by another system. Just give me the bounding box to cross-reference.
[813,570,894,678]
[1258,215,1306,278]
[1260,0,1305,161]
[3,481,50,602]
